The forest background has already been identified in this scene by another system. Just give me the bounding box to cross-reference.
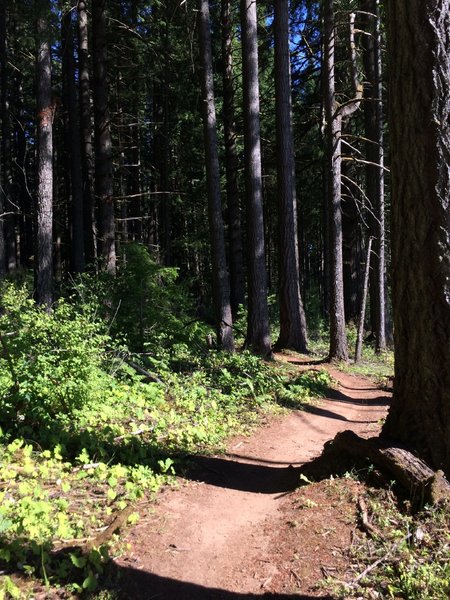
[0,0,449,597]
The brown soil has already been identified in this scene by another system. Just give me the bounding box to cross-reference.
[115,355,390,599]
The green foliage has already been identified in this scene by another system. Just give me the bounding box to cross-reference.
[276,369,331,408]
[333,487,450,599]
[0,284,108,433]
[0,279,332,596]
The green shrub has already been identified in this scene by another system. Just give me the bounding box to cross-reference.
[0,284,108,433]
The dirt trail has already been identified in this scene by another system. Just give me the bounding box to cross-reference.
[117,357,390,599]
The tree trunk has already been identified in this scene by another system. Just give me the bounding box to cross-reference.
[0,2,8,275]
[62,7,85,273]
[0,3,16,274]
[355,236,373,362]
[274,0,308,352]
[324,0,348,361]
[382,0,450,476]
[221,0,245,317]
[361,0,386,352]
[77,0,96,267]
[92,0,115,274]
[198,0,235,352]
[35,6,54,307]
[240,0,272,357]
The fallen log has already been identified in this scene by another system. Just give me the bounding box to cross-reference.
[299,430,450,509]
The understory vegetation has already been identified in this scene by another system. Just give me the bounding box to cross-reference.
[0,249,333,597]
[318,476,450,599]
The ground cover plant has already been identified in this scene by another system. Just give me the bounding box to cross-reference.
[0,275,331,597]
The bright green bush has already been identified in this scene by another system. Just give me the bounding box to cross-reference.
[0,284,108,433]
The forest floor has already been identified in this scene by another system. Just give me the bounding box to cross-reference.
[113,354,391,599]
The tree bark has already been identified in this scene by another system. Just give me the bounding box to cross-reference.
[92,0,115,274]
[0,2,8,275]
[382,0,450,476]
[62,7,85,273]
[274,0,308,353]
[198,0,235,352]
[221,0,245,317]
[361,0,386,352]
[35,6,54,307]
[323,0,348,360]
[77,0,96,268]
[240,0,272,357]
[355,236,373,362]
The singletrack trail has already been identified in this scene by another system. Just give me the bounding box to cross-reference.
[116,356,390,599]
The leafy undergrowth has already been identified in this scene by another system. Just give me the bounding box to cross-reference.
[0,279,331,598]
[268,475,450,599]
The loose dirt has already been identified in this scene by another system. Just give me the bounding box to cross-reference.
[116,356,391,599]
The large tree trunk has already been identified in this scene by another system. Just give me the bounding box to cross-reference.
[35,6,54,307]
[382,0,450,476]
[198,0,235,352]
[323,0,348,361]
[0,2,8,275]
[92,0,115,274]
[240,0,272,357]
[274,0,308,353]
[221,0,245,317]
[361,0,386,352]
[62,7,85,274]
[0,3,16,274]
[77,0,96,268]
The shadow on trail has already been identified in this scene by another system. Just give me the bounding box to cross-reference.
[114,566,334,599]
[325,387,390,407]
[185,455,301,493]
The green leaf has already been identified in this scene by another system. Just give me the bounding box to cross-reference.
[70,553,87,569]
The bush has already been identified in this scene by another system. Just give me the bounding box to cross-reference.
[0,284,108,433]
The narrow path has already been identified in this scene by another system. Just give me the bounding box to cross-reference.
[116,358,390,599]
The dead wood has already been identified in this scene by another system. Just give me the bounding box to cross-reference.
[299,430,450,508]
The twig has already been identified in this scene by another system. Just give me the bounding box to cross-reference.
[352,533,411,584]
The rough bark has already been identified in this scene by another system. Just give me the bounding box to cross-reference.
[0,2,8,275]
[361,0,386,352]
[198,0,235,352]
[382,0,450,476]
[221,0,245,316]
[274,0,308,353]
[0,3,15,273]
[92,0,115,274]
[77,0,96,267]
[240,0,272,357]
[36,7,54,307]
[300,430,450,508]
[323,0,348,360]
[62,8,85,273]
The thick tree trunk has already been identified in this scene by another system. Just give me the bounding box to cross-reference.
[92,0,115,274]
[361,0,386,352]
[274,0,308,353]
[198,0,235,352]
[240,0,272,357]
[221,0,245,317]
[324,0,348,361]
[77,0,96,267]
[0,3,8,275]
[382,0,450,476]
[62,8,85,273]
[0,3,16,273]
[35,7,54,307]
